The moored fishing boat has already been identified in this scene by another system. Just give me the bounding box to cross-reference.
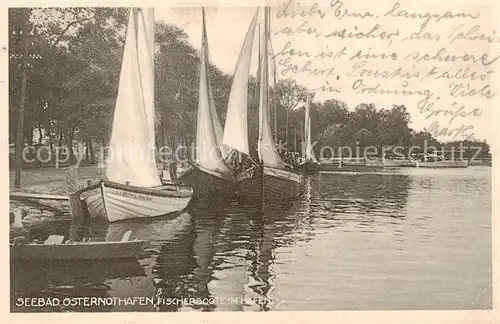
[79,8,193,222]
[178,9,235,204]
[232,7,301,205]
[236,164,301,203]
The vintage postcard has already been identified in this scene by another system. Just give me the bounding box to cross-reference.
[2,0,498,323]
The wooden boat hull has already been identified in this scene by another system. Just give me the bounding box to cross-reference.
[416,161,468,168]
[10,240,147,261]
[236,166,300,205]
[300,161,321,173]
[178,165,235,205]
[80,180,193,222]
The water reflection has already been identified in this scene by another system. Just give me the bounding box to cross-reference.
[11,258,147,312]
[102,212,197,312]
[10,172,413,312]
[10,168,491,311]
[315,172,410,236]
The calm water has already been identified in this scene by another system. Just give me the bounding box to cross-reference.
[11,166,492,311]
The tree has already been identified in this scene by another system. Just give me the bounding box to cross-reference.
[9,8,489,171]
[316,99,349,130]
[410,131,441,154]
[272,78,308,148]
[154,22,235,154]
[9,8,129,167]
[155,23,199,149]
[380,105,412,147]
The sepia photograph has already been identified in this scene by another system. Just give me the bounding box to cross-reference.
[4,0,496,318]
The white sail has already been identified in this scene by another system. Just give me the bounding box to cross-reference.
[258,7,287,169]
[221,9,259,156]
[304,93,317,162]
[196,9,231,175]
[106,8,161,187]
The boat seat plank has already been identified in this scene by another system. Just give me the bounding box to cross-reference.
[44,235,65,245]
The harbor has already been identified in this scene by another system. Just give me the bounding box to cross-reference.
[10,165,492,311]
[8,5,493,314]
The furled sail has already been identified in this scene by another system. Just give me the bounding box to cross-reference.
[304,93,317,162]
[106,8,161,187]
[195,8,231,175]
[258,7,287,169]
[221,9,259,156]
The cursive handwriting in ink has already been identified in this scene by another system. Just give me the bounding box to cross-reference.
[449,83,496,99]
[276,0,326,19]
[424,121,475,140]
[402,24,440,42]
[405,48,500,67]
[352,79,434,105]
[329,0,374,20]
[311,80,342,93]
[348,48,398,61]
[420,66,493,82]
[421,101,483,124]
[273,0,493,143]
[346,61,421,81]
[275,19,323,37]
[273,41,312,59]
[448,24,500,44]
[384,2,481,30]
[278,57,337,77]
[314,46,348,60]
[324,24,400,46]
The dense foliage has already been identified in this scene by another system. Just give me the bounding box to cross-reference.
[8,8,490,164]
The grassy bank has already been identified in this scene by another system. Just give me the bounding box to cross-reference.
[9,165,101,195]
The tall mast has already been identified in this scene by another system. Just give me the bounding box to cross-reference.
[258,7,270,162]
[259,7,271,213]
[268,8,278,144]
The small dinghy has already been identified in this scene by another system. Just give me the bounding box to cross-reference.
[10,230,147,261]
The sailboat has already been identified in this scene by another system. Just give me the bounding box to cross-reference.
[79,8,193,222]
[299,93,321,172]
[224,7,301,205]
[178,9,235,204]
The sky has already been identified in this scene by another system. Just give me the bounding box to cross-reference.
[154,3,497,148]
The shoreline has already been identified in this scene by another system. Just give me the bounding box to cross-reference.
[9,165,101,195]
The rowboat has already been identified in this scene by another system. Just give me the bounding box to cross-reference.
[79,8,193,222]
[80,181,192,222]
[10,231,147,261]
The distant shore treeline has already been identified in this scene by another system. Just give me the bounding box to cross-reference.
[8,8,490,165]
